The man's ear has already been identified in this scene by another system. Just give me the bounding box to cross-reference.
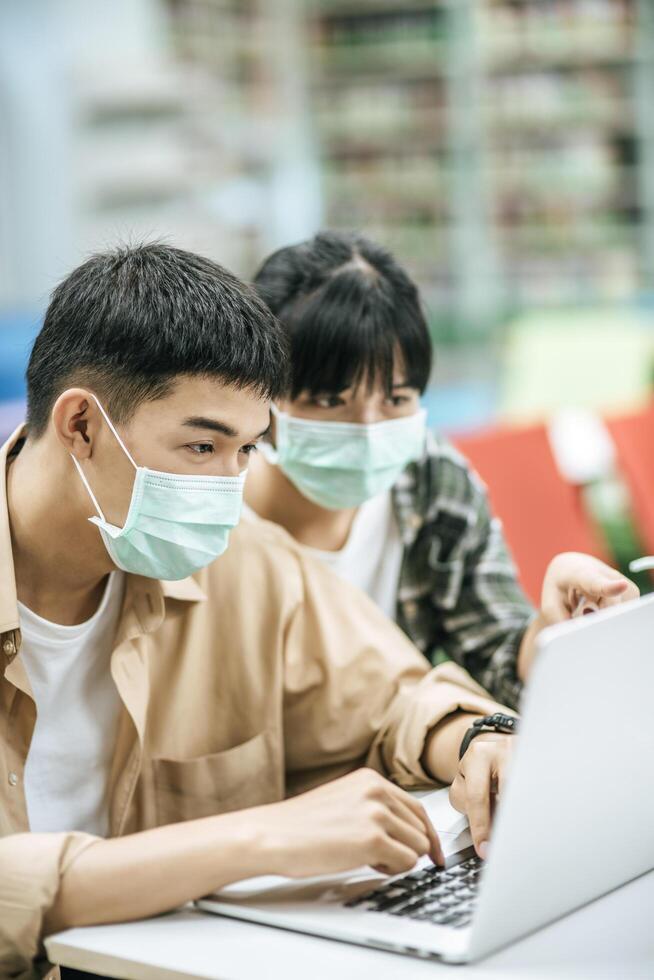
[51,388,104,461]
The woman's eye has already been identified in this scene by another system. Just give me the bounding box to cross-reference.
[312,395,344,408]
[389,395,410,407]
[187,443,214,455]
[239,443,259,456]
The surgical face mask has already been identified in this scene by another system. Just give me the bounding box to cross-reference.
[71,396,245,580]
[269,405,427,510]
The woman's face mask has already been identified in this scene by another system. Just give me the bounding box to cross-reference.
[267,405,427,510]
[71,395,245,580]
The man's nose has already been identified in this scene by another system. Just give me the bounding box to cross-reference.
[220,455,245,478]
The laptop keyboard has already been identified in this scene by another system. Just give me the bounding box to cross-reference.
[343,856,483,929]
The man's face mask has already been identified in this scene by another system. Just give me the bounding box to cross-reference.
[71,395,245,580]
[267,405,427,510]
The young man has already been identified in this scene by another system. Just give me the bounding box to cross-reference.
[0,245,631,978]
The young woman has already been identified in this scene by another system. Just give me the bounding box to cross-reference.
[245,231,637,709]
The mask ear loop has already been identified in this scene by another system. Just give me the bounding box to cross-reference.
[71,455,109,523]
[70,394,138,523]
[90,394,139,470]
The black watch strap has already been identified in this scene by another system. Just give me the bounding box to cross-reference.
[458,712,518,760]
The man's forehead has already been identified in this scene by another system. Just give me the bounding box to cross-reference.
[133,376,271,436]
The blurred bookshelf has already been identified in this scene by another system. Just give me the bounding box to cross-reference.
[4,0,654,380]
[306,0,654,342]
[150,0,654,344]
[307,0,458,330]
[480,0,646,313]
[163,0,320,273]
[75,61,194,243]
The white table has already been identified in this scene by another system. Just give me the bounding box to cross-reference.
[46,869,654,980]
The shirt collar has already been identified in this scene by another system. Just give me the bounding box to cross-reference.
[161,577,207,602]
[392,434,434,545]
[0,425,24,635]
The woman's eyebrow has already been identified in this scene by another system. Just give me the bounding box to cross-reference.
[391,381,412,389]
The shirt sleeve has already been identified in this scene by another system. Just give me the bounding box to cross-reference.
[0,832,98,979]
[431,479,536,711]
[282,550,514,796]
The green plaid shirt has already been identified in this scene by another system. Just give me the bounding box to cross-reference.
[391,432,535,711]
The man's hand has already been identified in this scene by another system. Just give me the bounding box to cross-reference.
[259,768,444,877]
[49,769,444,933]
[518,552,639,680]
[448,733,514,860]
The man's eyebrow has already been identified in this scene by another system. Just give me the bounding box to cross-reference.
[182,416,270,441]
[182,416,238,438]
[391,381,413,389]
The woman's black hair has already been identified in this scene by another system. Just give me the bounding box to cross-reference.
[252,231,433,399]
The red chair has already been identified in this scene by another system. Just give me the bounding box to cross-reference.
[452,424,609,605]
[606,402,654,556]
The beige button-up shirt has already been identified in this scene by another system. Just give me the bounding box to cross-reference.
[0,428,507,978]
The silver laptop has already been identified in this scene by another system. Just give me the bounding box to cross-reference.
[198,593,654,963]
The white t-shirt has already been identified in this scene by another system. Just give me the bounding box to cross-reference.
[19,571,125,837]
[246,491,403,619]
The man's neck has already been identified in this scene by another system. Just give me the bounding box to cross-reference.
[6,435,115,625]
[245,452,357,553]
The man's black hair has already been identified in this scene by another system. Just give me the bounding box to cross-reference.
[26,242,289,437]
[252,231,433,400]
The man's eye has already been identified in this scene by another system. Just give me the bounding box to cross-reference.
[188,443,214,455]
[239,443,259,456]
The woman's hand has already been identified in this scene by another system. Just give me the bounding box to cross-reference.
[448,733,514,860]
[518,552,639,680]
[539,551,638,623]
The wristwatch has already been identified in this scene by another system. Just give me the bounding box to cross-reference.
[459,712,518,760]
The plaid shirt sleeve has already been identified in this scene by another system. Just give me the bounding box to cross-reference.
[394,436,536,711]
